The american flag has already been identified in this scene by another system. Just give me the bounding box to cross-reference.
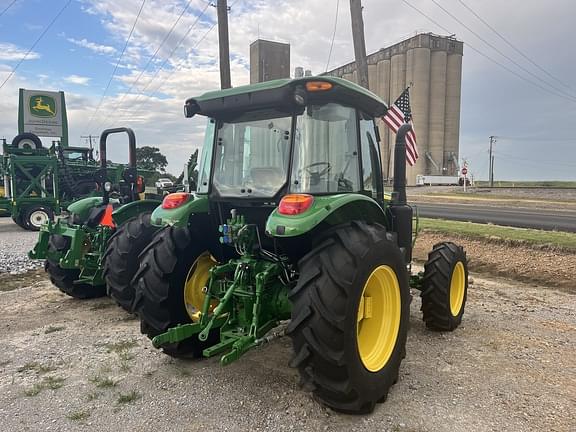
[382,87,419,166]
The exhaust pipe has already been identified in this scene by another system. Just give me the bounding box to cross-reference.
[389,123,413,263]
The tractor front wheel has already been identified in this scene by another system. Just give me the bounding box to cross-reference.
[287,221,410,414]
[133,226,218,358]
[45,235,107,299]
[421,242,468,331]
[102,212,158,312]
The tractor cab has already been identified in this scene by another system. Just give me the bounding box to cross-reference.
[183,77,388,260]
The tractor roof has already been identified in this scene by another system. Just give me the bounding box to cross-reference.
[184,76,388,120]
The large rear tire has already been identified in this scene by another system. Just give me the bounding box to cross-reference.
[133,226,218,358]
[421,242,468,331]
[287,221,410,414]
[102,213,158,312]
[45,235,107,299]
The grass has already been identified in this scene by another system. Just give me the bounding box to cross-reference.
[44,325,66,334]
[419,218,576,251]
[23,376,66,396]
[89,375,117,388]
[117,390,141,405]
[90,302,115,311]
[66,409,91,422]
[17,362,57,374]
[105,340,138,354]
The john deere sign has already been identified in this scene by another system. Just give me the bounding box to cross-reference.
[18,88,69,146]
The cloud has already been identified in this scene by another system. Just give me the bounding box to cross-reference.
[64,74,91,85]
[0,43,40,61]
[67,37,117,55]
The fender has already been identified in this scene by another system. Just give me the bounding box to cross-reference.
[67,197,104,222]
[266,193,387,238]
[112,199,162,226]
[149,194,209,228]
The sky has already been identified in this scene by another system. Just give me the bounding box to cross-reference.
[0,0,575,181]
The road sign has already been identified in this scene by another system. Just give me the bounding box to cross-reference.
[461,167,468,175]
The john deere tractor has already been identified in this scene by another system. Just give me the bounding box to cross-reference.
[133,77,469,413]
[29,128,160,305]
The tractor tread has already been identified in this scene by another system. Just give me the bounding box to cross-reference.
[102,212,158,312]
[288,221,410,414]
[420,241,468,331]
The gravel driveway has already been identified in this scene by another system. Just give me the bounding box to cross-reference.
[0,269,574,431]
[0,215,574,431]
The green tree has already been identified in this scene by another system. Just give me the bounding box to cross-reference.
[135,146,168,173]
[176,149,199,190]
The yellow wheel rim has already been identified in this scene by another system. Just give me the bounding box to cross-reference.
[183,253,217,321]
[449,261,466,316]
[356,265,401,372]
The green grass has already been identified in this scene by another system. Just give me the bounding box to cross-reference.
[17,362,57,374]
[117,390,141,404]
[44,325,66,334]
[66,409,91,421]
[89,375,117,388]
[22,376,66,396]
[105,340,138,354]
[419,218,576,251]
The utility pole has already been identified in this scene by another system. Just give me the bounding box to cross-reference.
[217,0,231,89]
[349,0,369,89]
[80,135,98,152]
[488,135,496,187]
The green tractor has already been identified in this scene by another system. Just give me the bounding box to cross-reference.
[29,128,161,306]
[133,77,469,413]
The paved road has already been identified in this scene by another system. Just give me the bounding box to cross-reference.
[415,202,576,232]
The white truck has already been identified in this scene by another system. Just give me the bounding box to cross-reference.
[416,175,462,186]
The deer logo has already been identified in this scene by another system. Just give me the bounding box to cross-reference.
[29,95,56,117]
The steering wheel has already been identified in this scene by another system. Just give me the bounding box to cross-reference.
[304,162,331,177]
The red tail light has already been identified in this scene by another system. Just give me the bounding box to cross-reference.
[162,192,189,209]
[278,194,314,215]
[136,175,145,193]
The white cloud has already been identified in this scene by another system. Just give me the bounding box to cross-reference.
[64,74,91,85]
[0,43,40,61]
[67,37,117,55]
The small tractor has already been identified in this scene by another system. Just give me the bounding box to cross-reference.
[0,133,102,230]
[29,128,160,306]
[133,77,469,414]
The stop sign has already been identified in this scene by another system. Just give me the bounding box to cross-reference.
[461,167,468,175]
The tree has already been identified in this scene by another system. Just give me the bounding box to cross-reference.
[176,149,199,191]
[135,146,168,173]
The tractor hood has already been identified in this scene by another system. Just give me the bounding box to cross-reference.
[184,76,388,121]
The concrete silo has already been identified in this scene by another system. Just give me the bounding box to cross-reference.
[324,33,464,185]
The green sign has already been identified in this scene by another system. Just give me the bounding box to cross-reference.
[29,94,57,118]
[18,89,69,146]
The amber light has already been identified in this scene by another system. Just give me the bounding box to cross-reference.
[278,194,314,215]
[136,175,145,193]
[162,192,189,209]
[305,81,333,92]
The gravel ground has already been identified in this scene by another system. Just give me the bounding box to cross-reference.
[0,266,574,431]
[0,205,575,431]
[407,186,576,202]
[0,218,44,274]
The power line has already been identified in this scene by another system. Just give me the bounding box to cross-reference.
[0,0,18,18]
[84,0,146,132]
[456,0,573,92]
[325,0,340,72]
[97,0,211,130]
[427,0,576,100]
[91,0,195,133]
[400,0,576,104]
[0,0,71,90]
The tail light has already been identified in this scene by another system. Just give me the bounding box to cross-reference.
[278,194,314,215]
[162,192,189,209]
